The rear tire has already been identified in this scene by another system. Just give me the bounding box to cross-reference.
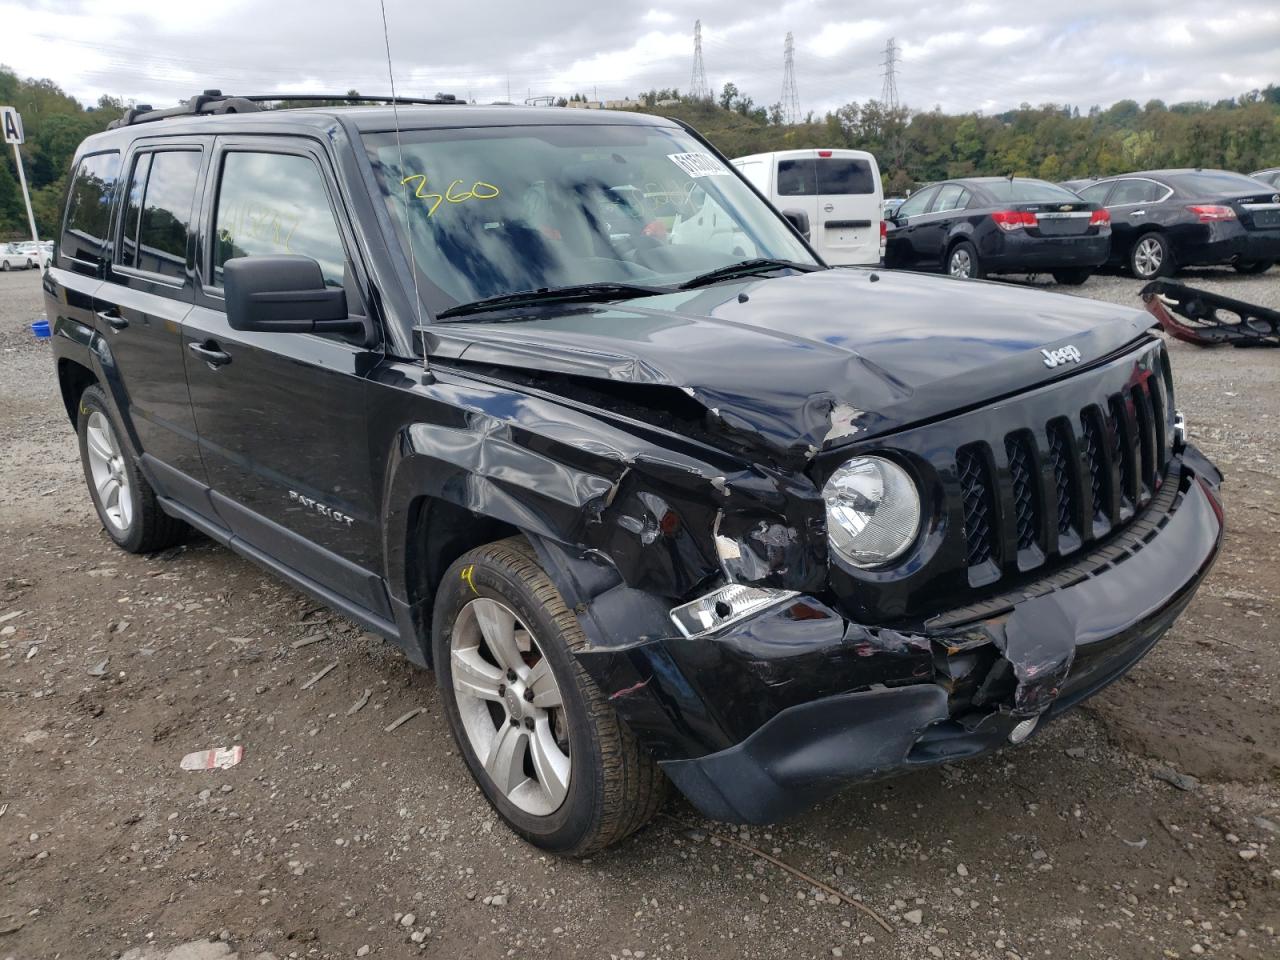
[947,240,983,280]
[1233,260,1273,275]
[76,385,187,554]
[1129,232,1175,279]
[432,536,666,856]
[1051,268,1093,286]
[1,261,9,272]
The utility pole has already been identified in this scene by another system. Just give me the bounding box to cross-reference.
[780,32,800,124]
[880,37,900,111]
[690,20,710,100]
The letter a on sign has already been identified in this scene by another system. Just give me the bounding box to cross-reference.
[2,107,24,145]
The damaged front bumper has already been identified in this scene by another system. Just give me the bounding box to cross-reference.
[575,449,1224,824]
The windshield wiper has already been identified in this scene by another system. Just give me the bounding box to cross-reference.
[678,258,824,290]
[436,282,671,320]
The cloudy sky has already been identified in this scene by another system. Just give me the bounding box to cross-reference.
[2,0,1278,117]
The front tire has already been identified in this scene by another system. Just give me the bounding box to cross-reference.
[947,240,983,279]
[432,537,666,856]
[1051,268,1093,285]
[1233,260,1273,275]
[1130,232,1175,279]
[76,385,187,553]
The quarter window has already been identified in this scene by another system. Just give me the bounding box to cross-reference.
[61,151,121,267]
[118,150,202,279]
[212,152,347,288]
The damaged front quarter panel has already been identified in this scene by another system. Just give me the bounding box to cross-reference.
[371,357,834,664]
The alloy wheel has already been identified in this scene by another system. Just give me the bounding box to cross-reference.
[1134,236,1163,277]
[85,411,132,533]
[949,248,973,278]
[450,596,571,816]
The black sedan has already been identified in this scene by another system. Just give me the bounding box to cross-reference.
[884,177,1110,284]
[1076,169,1280,278]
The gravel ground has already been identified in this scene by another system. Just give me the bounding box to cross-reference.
[1,265,1278,960]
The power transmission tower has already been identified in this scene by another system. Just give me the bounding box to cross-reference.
[690,20,710,100]
[880,37,900,111]
[780,32,800,124]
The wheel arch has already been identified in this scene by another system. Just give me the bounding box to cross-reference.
[57,357,98,427]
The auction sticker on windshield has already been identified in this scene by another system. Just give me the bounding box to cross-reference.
[668,152,728,178]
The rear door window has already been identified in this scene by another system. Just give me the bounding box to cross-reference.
[60,151,121,268]
[816,159,875,195]
[212,151,348,288]
[118,150,203,279]
[931,184,968,213]
[1106,179,1166,206]
[776,158,816,196]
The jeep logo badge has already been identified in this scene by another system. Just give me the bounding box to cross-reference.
[1041,345,1082,368]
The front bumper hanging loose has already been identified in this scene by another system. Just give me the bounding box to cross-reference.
[574,451,1224,824]
[1142,280,1280,348]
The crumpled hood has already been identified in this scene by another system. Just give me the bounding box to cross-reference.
[425,268,1155,462]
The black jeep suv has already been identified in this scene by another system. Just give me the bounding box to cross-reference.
[47,93,1223,856]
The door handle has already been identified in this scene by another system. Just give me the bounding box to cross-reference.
[96,309,128,330]
[188,340,232,368]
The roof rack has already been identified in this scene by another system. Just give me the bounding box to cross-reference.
[108,90,462,129]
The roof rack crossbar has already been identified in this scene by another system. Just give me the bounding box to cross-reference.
[107,90,461,129]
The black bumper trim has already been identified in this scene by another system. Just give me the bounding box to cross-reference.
[660,684,952,824]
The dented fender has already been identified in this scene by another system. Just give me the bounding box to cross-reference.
[370,361,828,625]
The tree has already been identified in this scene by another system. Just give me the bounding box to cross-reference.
[718,82,739,112]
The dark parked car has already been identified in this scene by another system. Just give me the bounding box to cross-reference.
[1250,168,1280,189]
[47,93,1223,855]
[1077,169,1280,278]
[884,177,1111,284]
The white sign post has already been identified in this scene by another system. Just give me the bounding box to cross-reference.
[2,106,44,270]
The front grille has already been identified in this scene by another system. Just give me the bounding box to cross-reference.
[951,346,1173,585]
[956,445,996,567]
[1080,407,1110,525]
[1005,433,1040,551]
[1046,419,1077,536]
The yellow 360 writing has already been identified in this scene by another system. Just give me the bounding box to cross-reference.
[401,174,500,217]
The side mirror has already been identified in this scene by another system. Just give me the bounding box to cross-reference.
[781,208,810,241]
[223,255,361,335]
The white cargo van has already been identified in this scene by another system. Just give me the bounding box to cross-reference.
[732,149,884,265]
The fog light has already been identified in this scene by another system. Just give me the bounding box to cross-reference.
[1008,717,1039,744]
[669,584,798,639]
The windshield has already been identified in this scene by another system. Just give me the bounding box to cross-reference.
[979,179,1082,203]
[362,122,815,314]
[1167,170,1275,196]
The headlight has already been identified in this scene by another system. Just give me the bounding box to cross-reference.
[823,456,921,568]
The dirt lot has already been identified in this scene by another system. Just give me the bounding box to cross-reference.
[1,265,1277,960]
